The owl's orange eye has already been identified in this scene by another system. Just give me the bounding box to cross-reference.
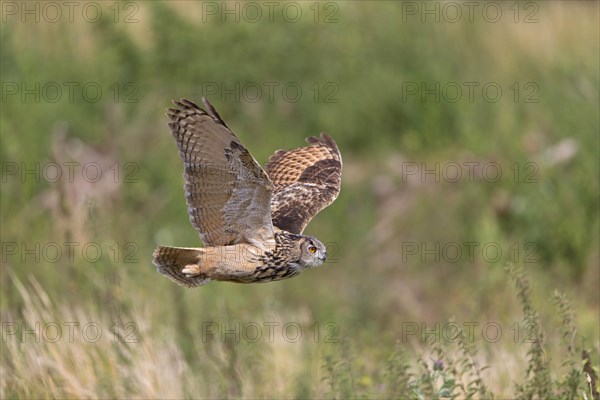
[308,246,317,253]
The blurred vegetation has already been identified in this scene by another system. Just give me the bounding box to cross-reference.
[1,1,598,398]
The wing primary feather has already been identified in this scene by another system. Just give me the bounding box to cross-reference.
[202,97,230,129]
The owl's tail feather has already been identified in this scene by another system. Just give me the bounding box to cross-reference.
[152,246,212,288]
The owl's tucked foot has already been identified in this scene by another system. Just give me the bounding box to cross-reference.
[182,264,202,275]
[153,246,211,288]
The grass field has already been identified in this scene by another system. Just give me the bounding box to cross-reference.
[1,1,599,398]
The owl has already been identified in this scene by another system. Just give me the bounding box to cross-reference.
[152,98,342,287]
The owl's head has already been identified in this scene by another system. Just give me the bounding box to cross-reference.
[298,236,327,268]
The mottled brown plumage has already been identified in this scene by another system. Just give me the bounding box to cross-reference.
[166,99,274,249]
[266,134,342,234]
[153,98,342,287]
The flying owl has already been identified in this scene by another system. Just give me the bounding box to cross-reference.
[152,98,342,287]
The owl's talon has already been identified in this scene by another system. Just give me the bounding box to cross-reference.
[182,264,200,275]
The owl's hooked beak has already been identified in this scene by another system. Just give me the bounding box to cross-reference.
[319,252,327,262]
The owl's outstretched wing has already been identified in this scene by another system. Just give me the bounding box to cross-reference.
[265,133,342,234]
[167,98,275,248]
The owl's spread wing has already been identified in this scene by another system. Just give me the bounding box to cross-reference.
[167,98,275,248]
[265,133,342,234]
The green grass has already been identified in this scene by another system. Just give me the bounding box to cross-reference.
[1,1,598,398]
